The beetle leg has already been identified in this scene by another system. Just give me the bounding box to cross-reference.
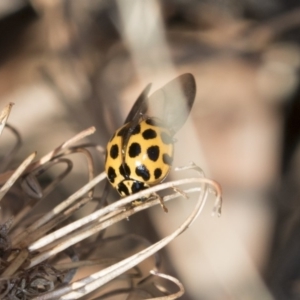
[152,192,168,213]
[172,186,189,199]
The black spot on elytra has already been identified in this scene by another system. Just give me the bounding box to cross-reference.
[107,167,117,183]
[163,153,173,166]
[117,182,130,196]
[145,119,157,126]
[119,163,131,178]
[131,181,147,193]
[129,142,141,158]
[161,132,173,145]
[110,144,119,159]
[154,168,162,179]
[135,165,150,181]
[147,145,159,161]
[142,128,157,140]
[146,118,165,127]
[131,124,141,134]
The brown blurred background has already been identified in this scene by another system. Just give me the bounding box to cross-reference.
[1,0,300,299]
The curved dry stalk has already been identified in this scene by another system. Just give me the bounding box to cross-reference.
[0,127,97,185]
[175,162,222,217]
[8,205,34,234]
[21,158,73,199]
[0,124,22,173]
[0,103,14,136]
[17,214,69,249]
[11,172,107,247]
[27,186,206,268]
[28,176,221,255]
[21,145,96,200]
[14,195,98,247]
[25,126,96,174]
[13,145,101,234]
[30,176,217,299]
[0,152,37,203]
[27,208,123,268]
[56,146,97,198]
[147,270,185,300]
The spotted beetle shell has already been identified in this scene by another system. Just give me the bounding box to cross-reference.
[105,73,196,197]
[105,118,174,196]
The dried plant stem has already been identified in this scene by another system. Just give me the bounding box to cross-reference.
[25,126,96,174]
[14,196,93,247]
[1,249,29,277]
[9,205,33,233]
[0,152,36,202]
[0,124,22,173]
[0,103,14,136]
[148,270,185,300]
[0,127,97,184]
[35,177,211,299]
[28,185,205,269]
[12,172,107,247]
[28,181,218,289]
[27,209,124,268]
[28,176,220,255]
[54,258,120,270]
[18,214,67,248]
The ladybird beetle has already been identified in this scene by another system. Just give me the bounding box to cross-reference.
[105,73,196,201]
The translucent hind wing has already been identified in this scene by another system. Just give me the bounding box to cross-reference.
[120,73,196,165]
[147,73,196,134]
